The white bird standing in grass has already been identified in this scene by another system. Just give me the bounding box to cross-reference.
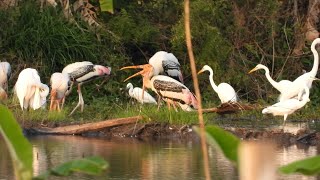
[262,85,310,127]
[126,83,157,104]
[198,65,237,104]
[49,72,70,111]
[15,68,49,110]
[248,64,293,100]
[62,61,111,115]
[279,38,320,101]
[0,62,11,100]
[121,64,198,111]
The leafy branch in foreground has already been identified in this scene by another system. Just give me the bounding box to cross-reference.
[0,105,108,180]
[278,156,320,175]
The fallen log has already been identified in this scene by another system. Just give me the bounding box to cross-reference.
[31,116,143,135]
[202,102,255,114]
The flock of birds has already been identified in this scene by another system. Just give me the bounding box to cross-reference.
[0,38,319,126]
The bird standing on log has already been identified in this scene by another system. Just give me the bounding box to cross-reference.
[0,62,11,100]
[15,68,49,110]
[61,61,111,115]
[121,64,198,111]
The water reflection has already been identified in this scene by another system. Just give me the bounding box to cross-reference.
[0,135,319,180]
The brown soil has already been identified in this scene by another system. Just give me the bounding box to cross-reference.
[23,121,320,146]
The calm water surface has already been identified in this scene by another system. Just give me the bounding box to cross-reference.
[0,135,319,180]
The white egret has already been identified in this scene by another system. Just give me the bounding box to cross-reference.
[121,64,198,111]
[262,85,310,127]
[279,38,320,101]
[126,83,157,104]
[198,65,237,103]
[62,61,111,115]
[15,68,49,110]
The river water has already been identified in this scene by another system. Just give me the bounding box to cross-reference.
[0,134,319,180]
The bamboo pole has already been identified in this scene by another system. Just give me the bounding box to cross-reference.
[184,1,211,179]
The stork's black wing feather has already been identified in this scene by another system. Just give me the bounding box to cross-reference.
[153,80,186,93]
[68,65,94,80]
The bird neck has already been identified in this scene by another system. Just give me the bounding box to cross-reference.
[128,86,134,96]
[263,66,283,92]
[208,69,219,93]
[143,77,152,89]
[310,43,319,77]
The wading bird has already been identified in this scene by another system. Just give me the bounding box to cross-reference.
[279,38,320,101]
[198,65,237,103]
[126,83,157,104]
[248,64,293,101]
[62,61,111,115]
[15,68,49,110]
[0,62,11,100]
[49,72,70,111]
[262,85,310,128]
[147,51,184,83]
[121,64,197,111]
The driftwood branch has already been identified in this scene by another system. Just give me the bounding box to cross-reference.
[202,103,255,114]
[32,116,143,135]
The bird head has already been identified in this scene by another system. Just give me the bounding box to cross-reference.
[197,65,211,75]
[126,83,133,90]
[95,65,111,76]
[248,64,265,74]
[120,64,154,82]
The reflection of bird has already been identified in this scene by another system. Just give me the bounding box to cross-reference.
[262,86,310,127]
[15,68,49,110]
[248,64,293,101]
[0,62,11,100]
[126,83,157,104]
[148,51,184,83]
[121,64,197,111]
[49,72,70,111]
[198,65,237,103]
[62,61,111,115]
[279,38,320,101]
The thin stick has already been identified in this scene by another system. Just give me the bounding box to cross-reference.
[184,1,211,180]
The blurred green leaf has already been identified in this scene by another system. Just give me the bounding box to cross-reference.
[194,125,240,164]
[279,156,320,175]
[35,156,108,179]
[0,105,33,180]
[100,0,113,13]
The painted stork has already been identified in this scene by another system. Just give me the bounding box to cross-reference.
[61,61,111,115]
[147,51,184,83]
[126,83,157,104]
[277,38,320,101]
[262,85,310,127]
[249,64,293,101]
[15,68,49,110]
[198,65,237,103]
[0,62,11,100]
[121,64,198,111]
[49,72,70,111]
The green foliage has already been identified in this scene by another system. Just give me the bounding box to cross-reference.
[35,156,108,179]
[279,156,320,175]
[100,0,114,13]
[0,105,33,180]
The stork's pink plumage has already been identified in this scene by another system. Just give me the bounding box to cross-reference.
[61,61,111,115]
[121,64,197,111]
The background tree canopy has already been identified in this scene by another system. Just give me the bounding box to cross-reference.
[0,0,319,105]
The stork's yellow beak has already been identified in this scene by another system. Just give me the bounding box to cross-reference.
[197,69,205,75]
[248,67,258,74]
[123,70,144,82]
[120,65,146,70]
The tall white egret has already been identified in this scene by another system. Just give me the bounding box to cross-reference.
[262,85,310,127]
[121,64,198,111]
[126,83,157,104]
[279,38,320,101]
[0,62,11,100]
[62,61,111,115]
[49,72,70,111]
[15,68,49,110]
[198,65,237,103]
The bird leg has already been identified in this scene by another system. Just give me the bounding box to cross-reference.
[69,84,84,116]
[157,95,162,111]
[282,114,288,130]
